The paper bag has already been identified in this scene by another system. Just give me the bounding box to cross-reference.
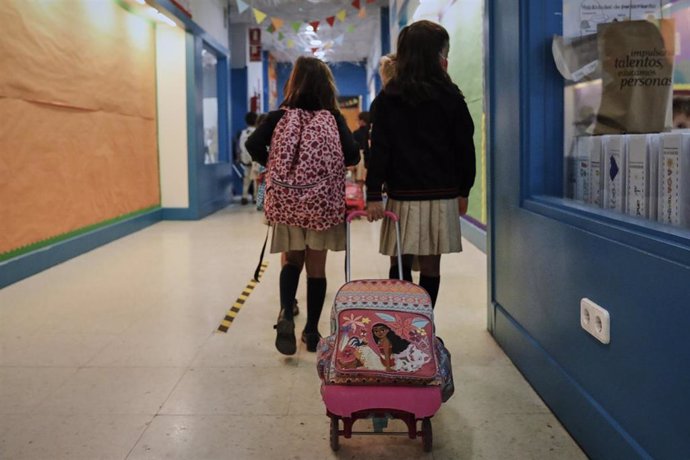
[594,19,675,135]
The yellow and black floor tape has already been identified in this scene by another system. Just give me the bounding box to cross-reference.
[217,261,268,333]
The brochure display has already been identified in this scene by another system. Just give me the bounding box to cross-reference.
[559,1,689,233]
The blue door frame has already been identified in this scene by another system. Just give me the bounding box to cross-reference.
[488,1,690,459]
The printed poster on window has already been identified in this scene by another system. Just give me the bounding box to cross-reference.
[563,0,663,38]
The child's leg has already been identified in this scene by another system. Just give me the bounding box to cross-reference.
[302,248,328,351]
[388,255,413,282]
[274,250,305,355]
[417,255,441,308]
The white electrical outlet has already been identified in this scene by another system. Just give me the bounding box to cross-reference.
[580,298,610,344]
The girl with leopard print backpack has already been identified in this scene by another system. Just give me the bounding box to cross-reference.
[246,56,360,356]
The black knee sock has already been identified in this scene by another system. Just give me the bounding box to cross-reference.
[305,277,327,333]
[389,264,413,282]
[419,275,440,308]
[279,264,301,320]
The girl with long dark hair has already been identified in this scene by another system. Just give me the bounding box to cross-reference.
[246,57,359,355]
[366,21,476,308]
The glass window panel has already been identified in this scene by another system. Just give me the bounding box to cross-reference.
[202,45,219,164]
[559,0,690,233]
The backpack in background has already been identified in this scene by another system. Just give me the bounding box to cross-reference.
[264,108,346,231]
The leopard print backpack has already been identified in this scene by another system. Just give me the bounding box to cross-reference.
[264,108,346,231]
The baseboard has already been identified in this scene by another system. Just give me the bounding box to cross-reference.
[0,209,162,289]
[492,303,652,460]
[460,216,487,253]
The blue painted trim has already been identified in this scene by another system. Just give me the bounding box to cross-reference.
[217,51,230,163]
[380,6,390,56]
[161,208,198,220]
[523,197,690,267]
[186,32,201,219]
[493,303,654,460]
[263,50,269,112]
[0,210,162,289]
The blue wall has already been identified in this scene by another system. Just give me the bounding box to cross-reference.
[274,61,369,109]
[488,1,690,459]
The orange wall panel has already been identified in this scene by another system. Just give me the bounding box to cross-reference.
[0,0,160,255]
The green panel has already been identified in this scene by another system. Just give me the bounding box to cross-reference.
[445,0,485,224]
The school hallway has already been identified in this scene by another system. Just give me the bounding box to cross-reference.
[0,205,587,460]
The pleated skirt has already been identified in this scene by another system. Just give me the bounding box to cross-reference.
[270,223,346,253]
[380,198,463,256]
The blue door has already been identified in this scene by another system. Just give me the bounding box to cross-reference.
[488,2,690,459]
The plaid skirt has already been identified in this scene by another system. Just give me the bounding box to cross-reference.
[270,223,346,253]
[380,198,463,256]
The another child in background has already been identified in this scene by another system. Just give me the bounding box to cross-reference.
[238,112,258,205]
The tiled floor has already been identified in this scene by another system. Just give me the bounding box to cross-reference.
[0,205,588,459]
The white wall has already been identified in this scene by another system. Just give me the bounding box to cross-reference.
[189,0,229,49]
[156,25,189,208]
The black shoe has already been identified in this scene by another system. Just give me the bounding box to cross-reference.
[301,330,321,352]
[241,198,249,205]
[274,312,296,355]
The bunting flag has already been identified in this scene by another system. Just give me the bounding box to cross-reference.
[291,21,301,33]
[278,32,284,41]
[326,16,336,27]
[311,47,319,54]
[347,24,355,33]
[287,39,295,48]
[236,0,249,14]
[336,9,347,22]
[253,8,267,24]
[324,41,333,49]
[271,17,284,31]
[267,23,275,33]
[335,34,344,45]
[358,7,366,18]
[309,21,320,32]
[351,0,360,10]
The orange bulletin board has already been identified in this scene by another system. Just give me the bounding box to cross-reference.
[0,0,160,257]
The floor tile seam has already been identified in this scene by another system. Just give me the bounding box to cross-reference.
[123,413,158,460]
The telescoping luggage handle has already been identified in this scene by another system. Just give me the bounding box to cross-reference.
[345,210,403,282]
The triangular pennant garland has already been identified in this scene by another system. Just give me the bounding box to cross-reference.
[271,17,284,31]
[291,21,301,33]
[253,8,267,24]
[267,23,275,33]
[336,9,347,22]
[278,32,284,41]
[309,21,320,32]
[335,34,344,45]
[311,47,319,54]
[347,24,355,33]
[358,7,366,18]
[236,0,249,14]
[351,0,361,10]
[287,39,295,48]
[326,16,336,27]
